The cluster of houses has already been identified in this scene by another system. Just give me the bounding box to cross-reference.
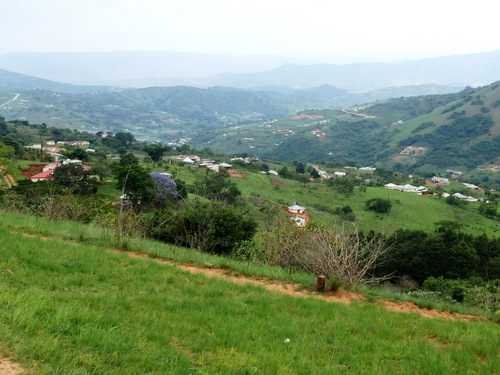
[230,156,259,163]
[431,176,450,185]
[445,192,478,202]
[384,177,485,203]
[27,160,90,182]
[400,146,427,155]
[446,169,463,176]
[172,154,236,173]
[166,138,191,148]
[274,129,296,136]
[45,140,90,147]
[462,183,484,192]
[27,140,95,162]
[385,183,430,195]
[291,114,324,120]
[311,166,376,180]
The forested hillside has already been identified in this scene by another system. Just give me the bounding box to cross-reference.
[195,82,500,179]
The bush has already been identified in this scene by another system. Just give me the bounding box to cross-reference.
[260,223,391,289]
[154,198,258,255]
[365,198,392,213]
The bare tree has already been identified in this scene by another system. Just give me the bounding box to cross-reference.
[262,222,392,289]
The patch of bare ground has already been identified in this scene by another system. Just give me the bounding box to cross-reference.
[269,176,285,187]
[378,299,488,322]
[0,354,28,374]
[227,169,246,178]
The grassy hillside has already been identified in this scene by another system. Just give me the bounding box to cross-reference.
[0,87,298,141]
[168,163,499,237]
[193,83,500,181]
[192,93,460,162]
[0,214,498,374]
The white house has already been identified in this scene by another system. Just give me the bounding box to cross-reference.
[288,203,306,214]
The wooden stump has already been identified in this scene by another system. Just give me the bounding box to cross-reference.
[316,275,326,291]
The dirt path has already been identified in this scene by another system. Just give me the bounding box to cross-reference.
[21,232,490,322]
[122,250,486,322]
[0,93,20,108]
[0,354,28,374]
[341,109,377,118]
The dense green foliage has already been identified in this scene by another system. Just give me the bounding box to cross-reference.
[190,169,242,205]
[153,198,258,255]
[51,163,97,195]
[365,197,392,213]
[380,228,500,283]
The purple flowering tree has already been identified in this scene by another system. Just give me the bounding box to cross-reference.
[150,172,178,206]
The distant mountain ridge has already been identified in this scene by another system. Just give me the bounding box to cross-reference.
[202,50,500,91]
[0,50,499,91]
[0,68,115,94]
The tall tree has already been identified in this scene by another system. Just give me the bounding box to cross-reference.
[143,144,170,163]
[112,153,154,204]
[52,163,97,195]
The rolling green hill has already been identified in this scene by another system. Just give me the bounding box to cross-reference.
[193,83,500,180]
[0,67,462,144]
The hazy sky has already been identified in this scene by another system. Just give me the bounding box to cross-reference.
[2,0,500,61]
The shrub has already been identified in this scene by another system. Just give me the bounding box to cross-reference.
[365,198,392,213]
[154,198,258,255]
[261,223,391,289]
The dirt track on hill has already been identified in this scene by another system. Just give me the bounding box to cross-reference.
[122,250,487,322]
[20,232,492,323]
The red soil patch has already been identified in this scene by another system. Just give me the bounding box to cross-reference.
[227,169,245,178]
[269,177,285,187]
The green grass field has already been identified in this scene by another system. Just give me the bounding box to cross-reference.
[138,163,500,237]
[0,222,498,374]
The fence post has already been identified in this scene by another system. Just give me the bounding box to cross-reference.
[317,275,326,291]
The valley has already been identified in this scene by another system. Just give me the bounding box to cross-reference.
[0,56,499,374]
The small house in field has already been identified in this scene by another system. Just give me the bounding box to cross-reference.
[199,162,214,169]
[288,203,306,214]
[282,202,309,227]
[219,162,232,169]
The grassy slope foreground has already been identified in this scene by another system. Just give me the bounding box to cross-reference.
[0,216,499,374]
